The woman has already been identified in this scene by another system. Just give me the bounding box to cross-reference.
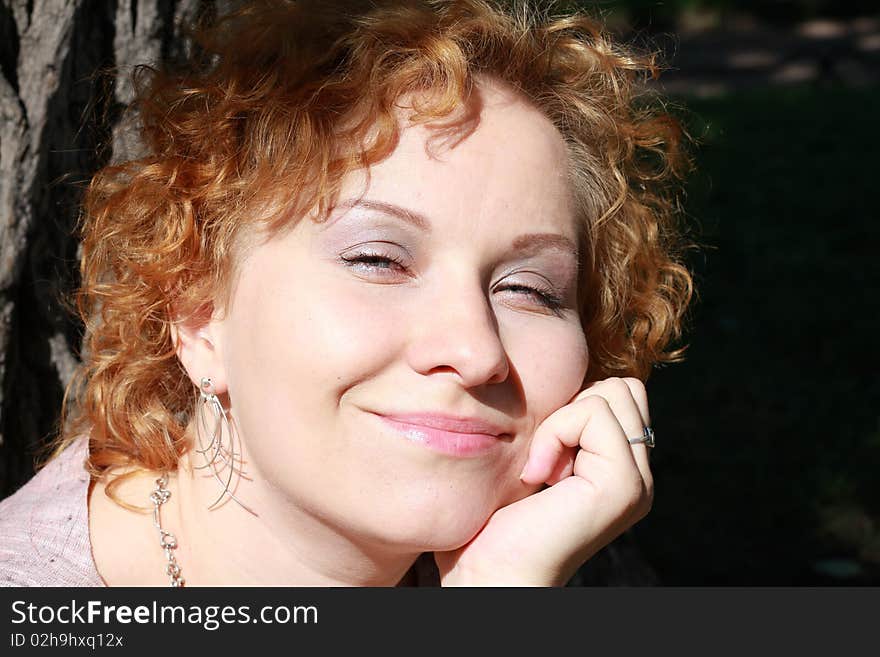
[0,0,693,586]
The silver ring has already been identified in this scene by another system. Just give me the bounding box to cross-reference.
[628,426,655,448]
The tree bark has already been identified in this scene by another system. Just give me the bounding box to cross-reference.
[0,0,659,586]
[0,0,203,497]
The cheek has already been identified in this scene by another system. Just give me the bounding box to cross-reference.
[489,320,588,507]
[230,274,403,401]
[220,257,409,496]
[505,320,589,419]
[291,285,406,390]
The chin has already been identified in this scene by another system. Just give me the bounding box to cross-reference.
[372,515,487,554]
[351,485,502,553]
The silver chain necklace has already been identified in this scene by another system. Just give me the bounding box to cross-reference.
[149,474,185,587]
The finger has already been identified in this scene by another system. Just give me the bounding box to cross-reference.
[508,400,649,571]
[572,442,651,528]
[520,395,637,485]
[577,377,648,432]
[578,377,653,490]
[621,377,651,427]
[619,377,654,502]
[568,385,652,528]
[545,448,576,486]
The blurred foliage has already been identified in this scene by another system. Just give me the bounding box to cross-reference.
[632,84,880,584]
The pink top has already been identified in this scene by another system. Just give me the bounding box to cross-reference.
[0,438,104,586]
[0,438,439,587]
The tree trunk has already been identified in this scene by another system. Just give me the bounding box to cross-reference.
[0,0,659,586]
[0,0,205,496]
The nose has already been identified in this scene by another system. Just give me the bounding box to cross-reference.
[405,270,510,388]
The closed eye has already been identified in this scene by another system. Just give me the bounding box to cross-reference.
[496,283,565,314]
[340,253,566,315]
[340,252,408,273]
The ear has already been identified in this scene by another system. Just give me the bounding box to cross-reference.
[170,302,229,395]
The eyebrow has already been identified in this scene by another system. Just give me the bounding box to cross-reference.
[334,198,579,260]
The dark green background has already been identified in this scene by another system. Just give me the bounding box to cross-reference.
[636,84,879,584]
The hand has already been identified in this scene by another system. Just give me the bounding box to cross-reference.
[434,377,654,586]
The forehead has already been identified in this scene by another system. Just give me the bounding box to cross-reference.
[337,77,576,239]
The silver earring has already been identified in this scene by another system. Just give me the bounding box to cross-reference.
[195,377,257,516]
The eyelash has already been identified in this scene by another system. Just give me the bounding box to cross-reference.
[340,252,566,315]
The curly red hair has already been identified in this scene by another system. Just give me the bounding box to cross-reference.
[58,0,695,491]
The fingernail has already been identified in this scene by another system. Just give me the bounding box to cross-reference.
[519,460,532,481]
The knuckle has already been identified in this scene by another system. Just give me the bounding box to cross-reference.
[640,482,654,518]
[622,376,648,401]
[622,376,645,393]
[573,387,594,402]
[634,476,654,518]
[643,474,655,502]
[581,395,611,412]
[606,377,630,394]
[621,476,645,513]
[577,376,628,399]
[617,471,653,514]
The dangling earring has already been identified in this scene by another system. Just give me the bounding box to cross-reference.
[194,377,257,516]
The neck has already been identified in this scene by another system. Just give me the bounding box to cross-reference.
[163,446,421,587]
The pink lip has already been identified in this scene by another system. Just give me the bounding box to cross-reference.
[372,412,510,457]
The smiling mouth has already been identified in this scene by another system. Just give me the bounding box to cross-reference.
[371,413,509,457]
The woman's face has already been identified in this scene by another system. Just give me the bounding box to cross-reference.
[208,80,589,551]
